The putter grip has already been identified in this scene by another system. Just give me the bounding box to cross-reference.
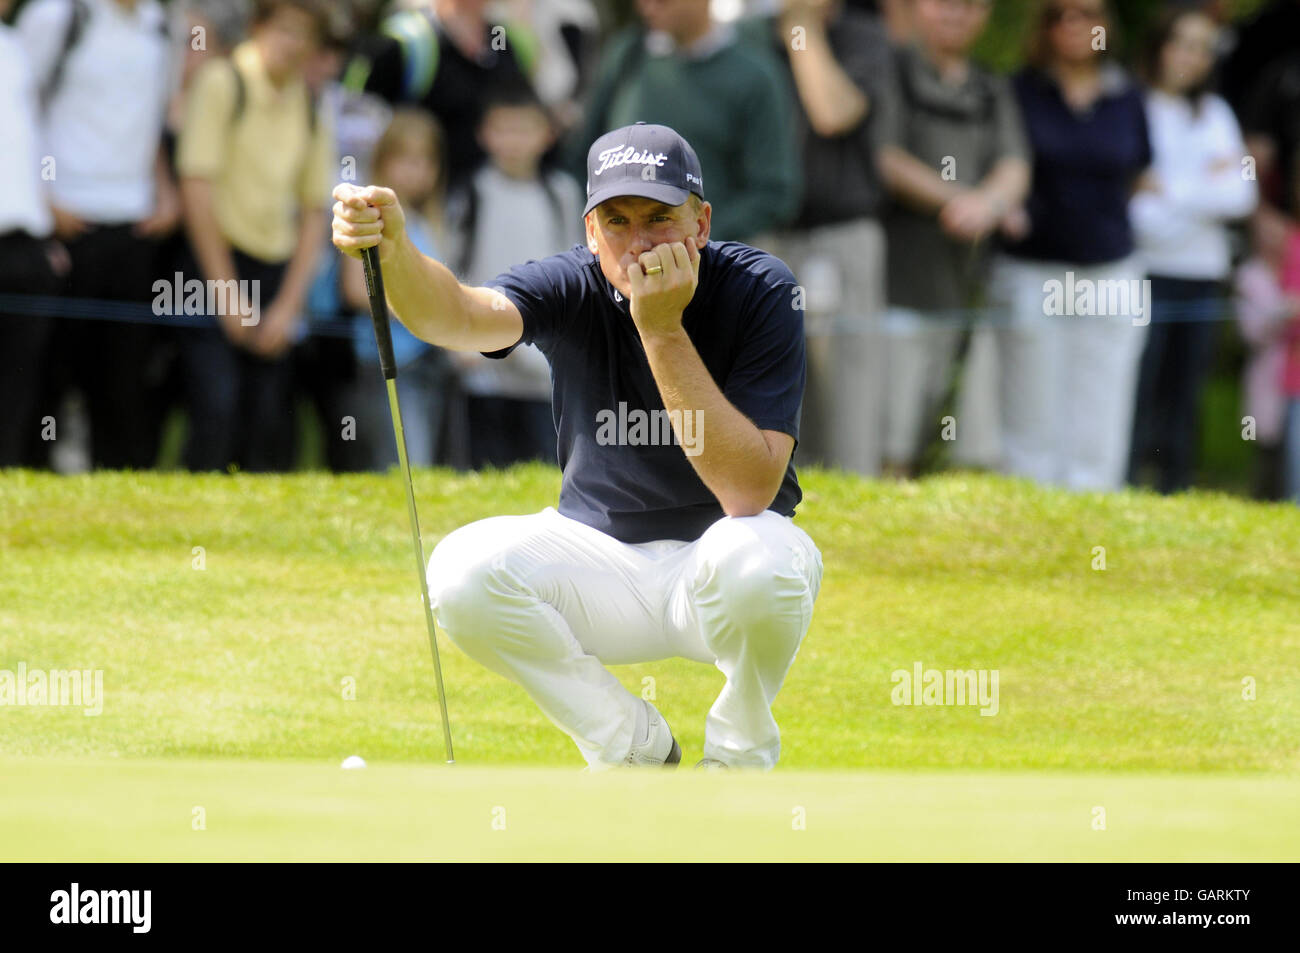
[362,245,397,381]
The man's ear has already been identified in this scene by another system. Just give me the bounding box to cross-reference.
[584,213,599,254]
[693,201,712,248]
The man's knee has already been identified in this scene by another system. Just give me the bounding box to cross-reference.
[692,512,820,623]
[425,516,548,654]
[426,525,515,646]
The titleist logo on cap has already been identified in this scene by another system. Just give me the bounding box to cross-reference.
[594,145,670,176]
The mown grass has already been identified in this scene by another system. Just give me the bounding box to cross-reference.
[1,466,1297,772]
[5,758,1297,862]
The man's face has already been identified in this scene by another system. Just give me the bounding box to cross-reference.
[478,105,553,173]
[1160,13,1217,94]
[1047,0,1108,64]
[635,0,707,38]
[254,6,321,79]
[913,0,991,56]
[585,195,711,299]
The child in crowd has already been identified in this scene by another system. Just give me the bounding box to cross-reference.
[341,108,452,469]
[177,0,334,472]
[445,82,583,468]
[1281,227,1300,503]
[1234,212,1300,501]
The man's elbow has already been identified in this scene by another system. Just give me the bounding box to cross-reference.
[807,102,867,140]
[876,148,907,193]
[808,115,856,139]
[720,496,772,519]
[717,477,783,518]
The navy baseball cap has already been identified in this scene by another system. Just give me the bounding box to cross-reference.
[583,122,705,217]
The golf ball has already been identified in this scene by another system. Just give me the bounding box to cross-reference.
[341,755,367,770]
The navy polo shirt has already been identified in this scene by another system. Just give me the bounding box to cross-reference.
[1005,67,1152,265]
[485,241,805,543]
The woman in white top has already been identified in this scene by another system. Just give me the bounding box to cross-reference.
[1127,5,1257,493]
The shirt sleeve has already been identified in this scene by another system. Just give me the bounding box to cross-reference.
[723,266,806,440]
[1234,262,1289,347]
[1131,86,1153,172]
[1159,98,1257,222]
[723,47,802,240]
[991,74,1030,163]
[872,45,904,150]
[14,0,76,95]
[480,254,578,359]
[176,58,238,180]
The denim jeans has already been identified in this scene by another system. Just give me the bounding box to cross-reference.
[180,250,293,472]
[1286,399,1300,503]
[353,347,451,469]
[1127,276,1223,494]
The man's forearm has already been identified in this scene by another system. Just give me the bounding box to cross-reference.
[878,145,963,214]
[782,21,868,137]
[641,328,787,516]
[380,232,481,349]
[977,157,1031,212]
[331,183,523,352]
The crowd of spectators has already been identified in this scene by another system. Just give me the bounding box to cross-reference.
[1,0,1298,504]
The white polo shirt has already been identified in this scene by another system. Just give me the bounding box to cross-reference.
[1129,89,1258,280]
[0,25,53,237]
[16,0,176,224]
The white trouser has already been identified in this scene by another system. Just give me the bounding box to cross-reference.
[426,507,823,769]
[947,324,1002,468]
[763,218,887,476]
[989,255,1151,490]
[881,307,967,465]
[878,310,1004,470]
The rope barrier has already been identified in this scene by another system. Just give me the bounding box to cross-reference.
[0,292,1240,337]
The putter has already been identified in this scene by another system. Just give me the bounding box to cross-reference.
[915,237,984,477]
[361,243,455,764]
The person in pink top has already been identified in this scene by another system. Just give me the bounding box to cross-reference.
[1237,212,1300,501]
[1282,227,1300,502]
[1237,211,1300,501]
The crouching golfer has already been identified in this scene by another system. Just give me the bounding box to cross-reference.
[332,123,822,770]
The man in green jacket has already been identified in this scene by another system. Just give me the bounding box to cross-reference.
[569,0,801,243]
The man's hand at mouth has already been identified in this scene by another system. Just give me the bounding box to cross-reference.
[626,240,702,339]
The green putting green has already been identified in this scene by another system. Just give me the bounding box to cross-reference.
[2,467,1297,859]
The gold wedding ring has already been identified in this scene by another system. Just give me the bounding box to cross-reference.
[644,264,663,276]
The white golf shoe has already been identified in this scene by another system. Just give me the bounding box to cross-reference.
[624,699,682,767]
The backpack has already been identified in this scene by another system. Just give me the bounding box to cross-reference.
[349,7,540,102]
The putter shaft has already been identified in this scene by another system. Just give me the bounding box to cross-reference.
[362,245,455,764]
